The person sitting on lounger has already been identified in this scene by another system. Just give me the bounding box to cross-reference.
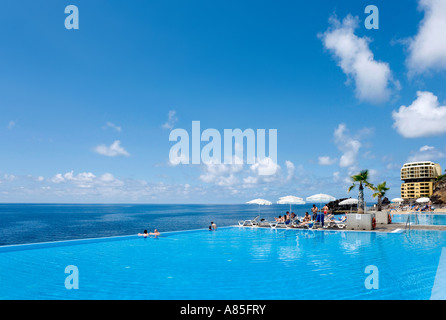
[298,212,312,227]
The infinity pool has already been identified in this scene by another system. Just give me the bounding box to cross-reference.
[1,227,445,300]
[392,213,446,226]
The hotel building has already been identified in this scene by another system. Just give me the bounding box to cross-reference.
[400,161,442,199]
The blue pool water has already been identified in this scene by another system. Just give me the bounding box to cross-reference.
[0,203,333,246]
[392,213,446,226]
[1,227,445,300]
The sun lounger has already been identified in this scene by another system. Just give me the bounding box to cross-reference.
[257,219,274,227]
[238,215,260,227]
[274,221,288,228]
[324,217,346,229]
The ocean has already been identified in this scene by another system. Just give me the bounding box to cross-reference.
[0,203,320,246]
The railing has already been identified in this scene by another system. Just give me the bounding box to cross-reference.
[405,213,419,232]
[405,215,411,232]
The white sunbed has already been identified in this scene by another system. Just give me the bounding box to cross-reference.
[238,215,260,227]
[324,217,347,229]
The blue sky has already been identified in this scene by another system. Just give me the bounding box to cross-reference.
[1,0,446,203]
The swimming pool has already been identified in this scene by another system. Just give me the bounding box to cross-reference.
[1,227,445,300]
[392,213,446,226]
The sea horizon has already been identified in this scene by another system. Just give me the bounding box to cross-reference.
[0,202,377,247]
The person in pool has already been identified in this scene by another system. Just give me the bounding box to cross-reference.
[138,229,160,237]
[138,230,149,237]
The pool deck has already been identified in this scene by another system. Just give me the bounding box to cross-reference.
[252,223,446,232]
[374,223,446,232]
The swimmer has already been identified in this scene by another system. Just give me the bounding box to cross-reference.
[149,229,160,236]
[138,230,149,237]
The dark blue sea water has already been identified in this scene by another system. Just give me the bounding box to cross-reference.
[0,203,316,246]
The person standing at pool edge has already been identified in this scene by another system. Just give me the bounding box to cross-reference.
[311,204,318,221]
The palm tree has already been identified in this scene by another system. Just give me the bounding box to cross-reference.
[372,181,389,211]
[348,170,375,213]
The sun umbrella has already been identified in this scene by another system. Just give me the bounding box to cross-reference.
[306,194,336,207]
[306,193,336,217]
[416,197,430,203]
[277,195,305,213]
[339,198,358,205]
[391,198,404,203]
[246,198,272,217]
[339,198,358,213]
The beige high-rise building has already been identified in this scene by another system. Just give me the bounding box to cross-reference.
[400,161,442,199]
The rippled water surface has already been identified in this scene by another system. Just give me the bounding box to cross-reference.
[0,227,444,299]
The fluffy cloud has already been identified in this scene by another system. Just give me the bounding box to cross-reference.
[406,0,446,75]
[199,158,288,189]
[392,91,446,138]
[7,121,16,130]
[105,122,122,132]
[407,145,446,162]
[285,160,295,181]
[49,171,124,188]
[198,159,243,187]
[320,14,396,104]
[334,124,362,168]
[318,156,337,166]
[94,140,130,157]
[162,110,178,130]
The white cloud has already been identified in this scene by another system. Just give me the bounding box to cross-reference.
[7,121,16,129]
[105,122,122,132]
[334,124,362,168]
[318,156,337,166]
[198,157,284,190]
[49,171,125,189]
[162,110,178,130]
[333,171,341,182]
[285,160,295,181]
[320,14,396,104]
[250,157,279,177]
[407,0,446,75]
[94,140,130,157]
[392,91,446,138]
[3,174,15,181]
[407,145,446,162]
[198,159,243,187]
